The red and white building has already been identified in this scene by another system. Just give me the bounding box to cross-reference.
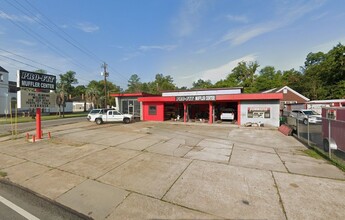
[112,88,283,127]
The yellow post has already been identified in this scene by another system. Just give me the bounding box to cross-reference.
[15,104,18,138]
[10,102,13,137]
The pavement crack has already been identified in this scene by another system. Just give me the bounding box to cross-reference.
[271,171,288,220]
[160,159,193,200]
[228,143,235,164]
[274,148,289,173]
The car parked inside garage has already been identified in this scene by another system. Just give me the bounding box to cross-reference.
[220,108,235,121]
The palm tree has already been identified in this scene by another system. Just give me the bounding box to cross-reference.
[86,86,100,109]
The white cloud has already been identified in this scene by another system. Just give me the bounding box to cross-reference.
[221,22,280,46]
[0,11,38,23]
[175,54,257,87]
[312,38,345,52]
[76,22,99,33]
[139,45,177,51]
[219,0,326,46]
[17,39,36,46]
[199,54,257,83]
[310,11,328,21]
[173,0,207,37]
[60,24,69,29]
[226,14,249,23]
[120,52,141,62]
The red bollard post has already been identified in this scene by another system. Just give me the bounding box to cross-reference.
[48,132,51,139]
[32,135,36,143]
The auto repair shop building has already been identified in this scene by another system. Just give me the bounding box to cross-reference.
[137,88,283,127]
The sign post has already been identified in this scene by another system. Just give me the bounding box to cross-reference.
[17,70,56,140]
[36,88,42,139]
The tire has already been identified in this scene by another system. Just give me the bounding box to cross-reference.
[323,139,329,152]
[303,118,308,125]
[95,118,103,125]
[123,118,130,124]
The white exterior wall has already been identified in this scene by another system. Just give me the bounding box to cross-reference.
[0,70,10,115]
[240,100,280,127]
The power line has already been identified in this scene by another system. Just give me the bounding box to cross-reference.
[0,54,56,74]
[17,0,104,64]
[1,3,90,72]
[0,48,63,73]
[1,1,130,87]
[18,0,130,86]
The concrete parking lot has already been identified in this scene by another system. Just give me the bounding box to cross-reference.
[1,121,345,219]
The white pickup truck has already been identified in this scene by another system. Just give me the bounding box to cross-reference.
[95,110,134,125]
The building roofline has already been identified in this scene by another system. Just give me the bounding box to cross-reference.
[267,85,310,101]
[162,87,244,93]
[307,99,345,104]
[0,66,9,73]
[109,92,155,97]
[138,93,283,102]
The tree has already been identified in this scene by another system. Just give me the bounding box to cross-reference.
[302,43,345,99]
[214,61,259,92]
[127,74,142,93]
[86,80,121,108]
[57,71,78,100]
[281,69,304,93]
[214,74,238,88]
[192,79,213,89]
[72,85,86,98]
[254,66,282,92]
[86,81,100,109]
[149,73,175,94]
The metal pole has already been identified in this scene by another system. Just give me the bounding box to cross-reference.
[102,62,108,108]
[307,115,310,146]
[328,118,332,159]
[297,113,300,139]
[36,88,42,139]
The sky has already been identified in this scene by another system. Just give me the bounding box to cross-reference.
[1,0,345,89]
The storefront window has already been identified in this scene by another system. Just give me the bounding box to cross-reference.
[248,107,270,118]
[122,100,128,114]
[149,105,157,115]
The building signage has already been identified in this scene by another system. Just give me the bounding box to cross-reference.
[248,107,270,118]
[175,95,216,102]
[17,70,56,90]
[17,90,56,108]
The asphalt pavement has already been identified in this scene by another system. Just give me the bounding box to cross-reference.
[0,179,91,220]
[0,121,345,219]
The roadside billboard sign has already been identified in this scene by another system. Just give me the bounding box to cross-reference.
[17,90,56,109]
[17,70,56,90]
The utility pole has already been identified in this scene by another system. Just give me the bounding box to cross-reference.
[101,62,109,108]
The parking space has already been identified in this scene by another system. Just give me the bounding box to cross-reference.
[1,121,345,219]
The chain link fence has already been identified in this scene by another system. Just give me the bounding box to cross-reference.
[284,111,345,168]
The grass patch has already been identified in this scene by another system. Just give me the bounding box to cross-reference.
[0,171,7,177]
[303,149,323,160]
[308,145,345,172]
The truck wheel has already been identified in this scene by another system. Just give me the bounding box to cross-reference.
[123,118,130,124]
[303,119,308,125]
[95,118,103,125]
[323,139,329,152]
